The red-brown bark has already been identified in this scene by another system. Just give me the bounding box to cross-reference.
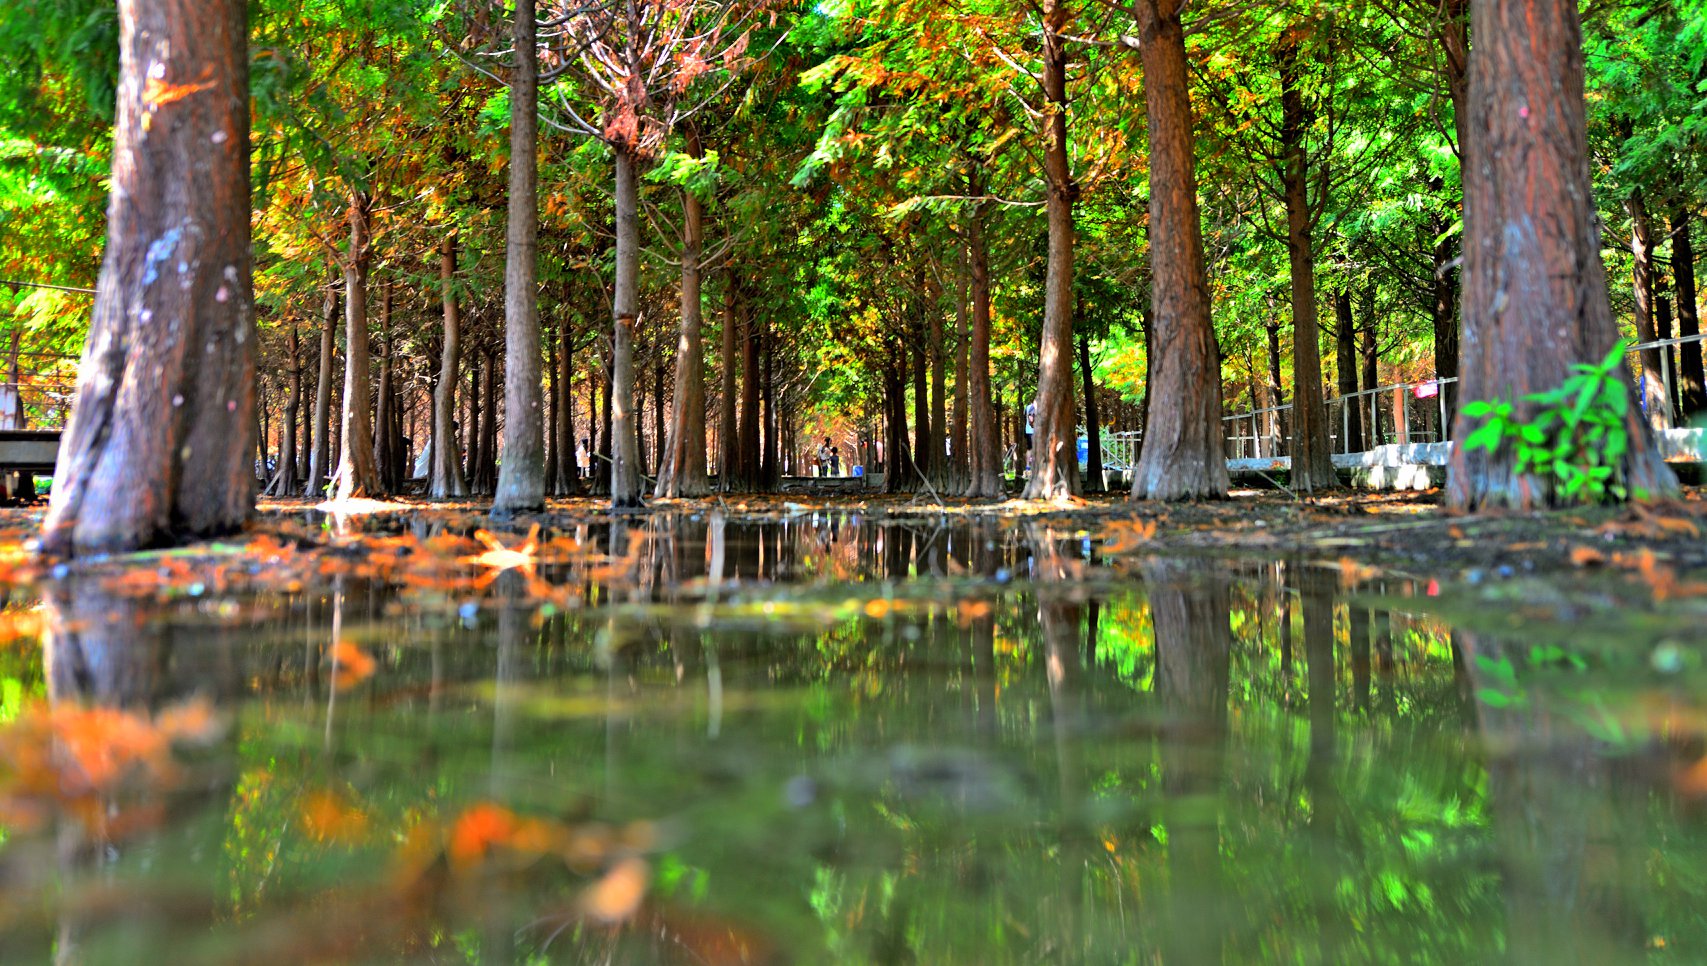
[1447,0,1676,508]
[655,135,710,498]
[1278,39,1335,492]
[332,191,381,501]
[1021,0,1080,501]
[964,181,1003,498]
[42,0,255,555]
[1674,212,1704,417]
[494,0,546,514]
[1128,0,1229,500]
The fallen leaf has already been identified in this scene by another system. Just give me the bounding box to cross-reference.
[1568,546,1607,567]
[581,857,650,923]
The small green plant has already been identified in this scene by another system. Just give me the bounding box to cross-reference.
[1461,340,1633,503]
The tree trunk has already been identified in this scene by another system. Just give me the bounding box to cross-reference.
[1129,0,1229,500]
[718,273,739,489]
[1447,0,1676,508]
[913,310,933,482]
[1360,289,1380,444]
[1626,189,1673,429]
[1279,41,1335,492]
[597,350,612,492]
[884,349,913,493]
[949,239,970,488]
[609,150,644,508]
[1078,333,1103,492]
[41,0,254,554]
[1333,291,1362,452]
[308,284,338,496]
[965,181,1003,498]
[267,324,302,496]
[1264,317,1286,444]
[431,235,468,497]
[1675,211,1704,417]
[737,304,761,489]
[545,322,559,494]
[929,277,947,485]
[1022,0,1080,501]
[494,0,545,514]
[657,154,711,497]
[372,280,395,491]
[1429,196,1461,424]
[478,347,498,492]
[332,192,381,501]
[559,321,579,494]
[761,320,777,488]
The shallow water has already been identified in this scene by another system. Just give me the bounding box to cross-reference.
[0,510,1703,964]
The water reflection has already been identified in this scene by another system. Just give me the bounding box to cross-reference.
[0,511,1696,963]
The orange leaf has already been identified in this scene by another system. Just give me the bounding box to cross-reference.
[1568,546,1607,567]
[300,788,369,843]
[449,803,518,867]
[581,857,650,923]
[329,640,376,686]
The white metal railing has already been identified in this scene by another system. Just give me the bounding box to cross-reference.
[1221,333,1707,460]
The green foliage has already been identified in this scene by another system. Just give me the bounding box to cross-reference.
[1461,341,1634,504]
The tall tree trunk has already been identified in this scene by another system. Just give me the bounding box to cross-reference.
[431,235,468,497]
[1675,211,1704,417]
[1626,189,1673,429]
[42,0,254,554]
[1079,332,1103,492]
[884,349,913,493]
[1333,291,1362,451]
[950,237,970,487]
[718,273,739,489]
[478,347,498,492]
[1023,0,1080,500]
[1447,0,1676,508]
[545,322,559,494]
[1360,289,1380,444]
[268,324,302,495]
[466,349,480,485]
[929,278,947,484]
[1264,317,1286,444]
[737,306,761,489]
[297,324,312,483]
[1279,41,1335,491]
[657,152,710,497]
[372,280,394,491]
[965,181,1003,498]
[559,321,579,494]
[597,350,612,492]
[1129,0,1229,500]
[308,282,339,497]
[913,311,933,483]
[652,355,665,476]
[1429,193,1461,423]
[761,321,777,488]
[609,150,644,508]
[333,192,381,501]
[494,0,545,514]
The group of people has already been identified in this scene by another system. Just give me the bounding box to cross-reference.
[815,437,843,477]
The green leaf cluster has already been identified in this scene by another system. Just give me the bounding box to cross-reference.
[1461,341,1635,504]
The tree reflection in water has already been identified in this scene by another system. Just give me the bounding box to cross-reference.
[0,513,1696,962]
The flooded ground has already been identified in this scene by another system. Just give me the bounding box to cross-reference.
[1,505,1705,963]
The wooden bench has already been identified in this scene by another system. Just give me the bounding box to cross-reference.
[777,474,870,495]
[0,429,59,500]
